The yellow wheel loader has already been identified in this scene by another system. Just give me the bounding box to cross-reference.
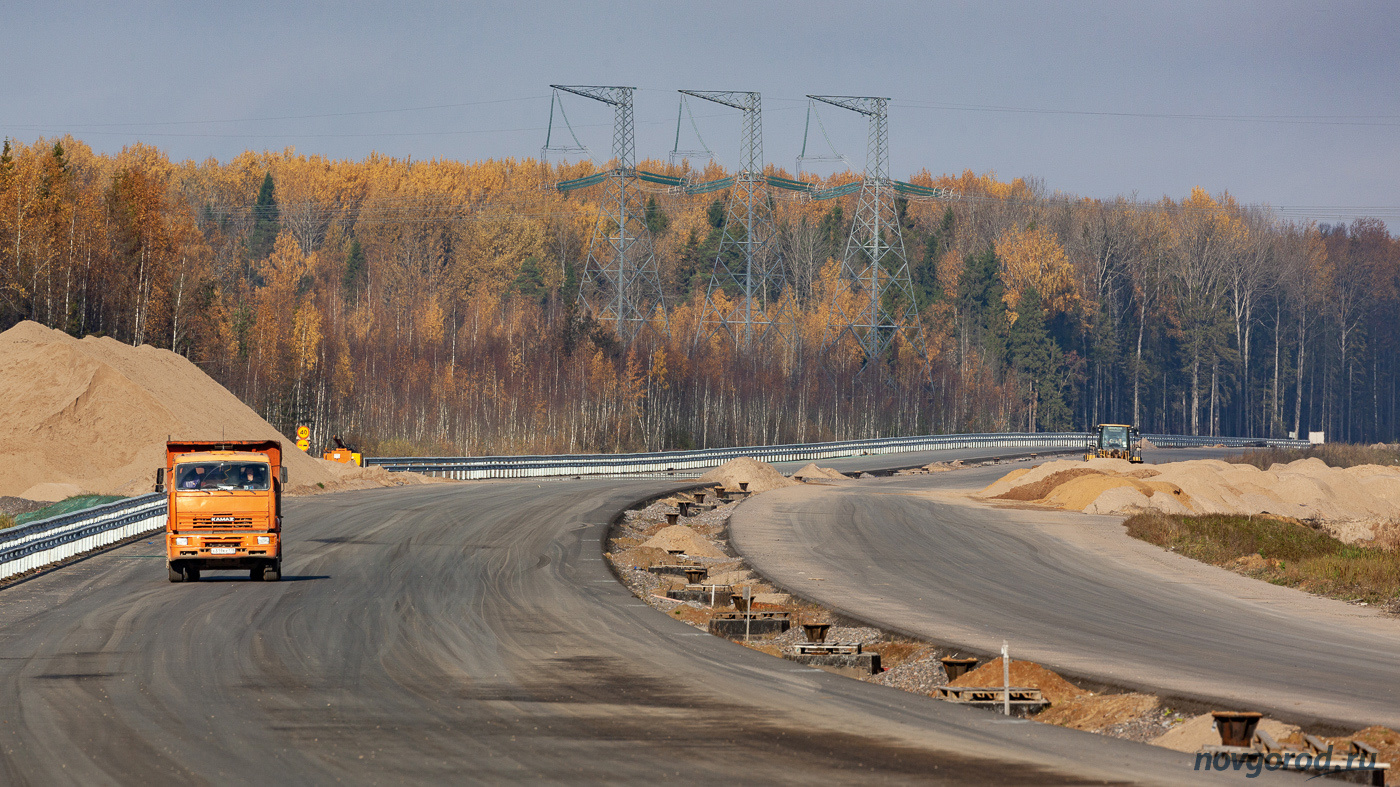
[1086,424,1143,463]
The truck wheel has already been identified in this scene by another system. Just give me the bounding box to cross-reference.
[263,561,281,582]
[168,563,184,583]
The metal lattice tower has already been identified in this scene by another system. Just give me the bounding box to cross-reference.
[808,95,925,366]
[550,85,667,343]
[683,90,792,350]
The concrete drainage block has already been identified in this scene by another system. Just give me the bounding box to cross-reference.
[933,685,1049,716]
[708,611,791,638]
[648,563,703,578]
[788,642,881,675]
[666,584,732,604]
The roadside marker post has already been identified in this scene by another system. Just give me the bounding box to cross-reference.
[745,586,752,643]
[1002,640,1011,716]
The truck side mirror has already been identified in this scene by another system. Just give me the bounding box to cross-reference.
[154,467,165,493]
[280,467,288,485]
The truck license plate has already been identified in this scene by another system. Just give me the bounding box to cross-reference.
[209,547,237,555]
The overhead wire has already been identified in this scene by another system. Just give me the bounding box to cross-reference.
[3,96,551,130]
[893,100,1400,127]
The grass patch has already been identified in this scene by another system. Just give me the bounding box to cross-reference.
[1125,511,1400,605]
[0,513,14,531]
[1230,443,1400,470]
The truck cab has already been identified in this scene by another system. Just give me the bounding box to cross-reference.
[158,440,285,582]
[1087,424,1143,464]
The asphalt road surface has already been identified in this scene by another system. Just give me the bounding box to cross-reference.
[0,472,1304,784]
[730,459,1400,733]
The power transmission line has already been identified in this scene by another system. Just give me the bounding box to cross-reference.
[895,100,1400,127]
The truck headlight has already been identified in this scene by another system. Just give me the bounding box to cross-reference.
[175,537,188,546]
[257,536,271,545]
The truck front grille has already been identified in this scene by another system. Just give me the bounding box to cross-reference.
[191,517,255,528]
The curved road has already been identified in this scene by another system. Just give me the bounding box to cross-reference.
[0,475,1296,784]
[731,461,1400,732]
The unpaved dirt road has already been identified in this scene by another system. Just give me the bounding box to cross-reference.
[730,462,1400,732]
[0,473,1298,784]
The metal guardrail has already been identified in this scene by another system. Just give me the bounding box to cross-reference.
[366,432,1090,479]
[0,493,166,581]
[0,431,1309,581]
[365,431,1311,480]
[1144,434,1308,449]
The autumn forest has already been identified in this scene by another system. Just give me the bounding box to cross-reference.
[2,136,1398,455]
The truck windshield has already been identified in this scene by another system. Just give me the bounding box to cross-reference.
[175,462,270,491]
[1102,426,1129,450]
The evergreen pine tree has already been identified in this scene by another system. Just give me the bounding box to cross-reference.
[511,256,548,305]
[342,239,366,293]
[1008,286,1072,429]
[644,196,670,236]
[248,172,279,261]
[957,246,1008,361]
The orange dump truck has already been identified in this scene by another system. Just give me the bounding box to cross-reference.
[156,440,286,582]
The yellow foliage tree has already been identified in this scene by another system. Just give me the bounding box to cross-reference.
[995,224,1081,322]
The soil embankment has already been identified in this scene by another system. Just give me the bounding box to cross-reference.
[0,321,425,500]
[982,456,1400,544]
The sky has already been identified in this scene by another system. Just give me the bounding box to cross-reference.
[4,1,1397,226]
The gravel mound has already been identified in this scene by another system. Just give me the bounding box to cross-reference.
[609,546,674,569]
[948,658,1088,704]
[1036,693,1160,733]
[0,497,47,518]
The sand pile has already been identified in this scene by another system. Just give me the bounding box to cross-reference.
[291,462,435,496]
[791,462,849,481]
[700,457,797,493]
[607,546,674,569]
[924,460,962,472]
[981,456,1400,540]
[1151,713,1299,753]
[0,321,402,499]
[946,658,1088,704]
[639,525,727,557]
[1036,693,1160,732]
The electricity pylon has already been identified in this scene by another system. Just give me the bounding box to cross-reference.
[808,95,925,367]
[683,90,792,351]
[550,85,666,344]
